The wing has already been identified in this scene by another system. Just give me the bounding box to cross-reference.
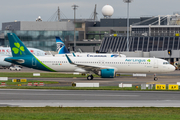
[65,54,117,73]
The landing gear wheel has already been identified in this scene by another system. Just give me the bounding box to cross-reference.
[87,75,93,80]
[91,75,94,80]
[154,77,158,81]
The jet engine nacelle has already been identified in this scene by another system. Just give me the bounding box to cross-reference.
[99,69,115,78]
[0,56,12,67]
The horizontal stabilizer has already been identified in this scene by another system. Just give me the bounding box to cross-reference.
[5,58,24,63]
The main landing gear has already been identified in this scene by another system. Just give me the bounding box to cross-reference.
[154,74,158,81]
[87,75,94,80]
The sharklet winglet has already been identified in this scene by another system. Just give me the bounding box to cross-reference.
[65,54,74,64]
[72,52,76,57]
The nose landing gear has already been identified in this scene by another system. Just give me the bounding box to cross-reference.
[154,74,158,81]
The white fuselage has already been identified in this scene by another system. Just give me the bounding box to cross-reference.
[55,53,126,58]
[36,56,175,73]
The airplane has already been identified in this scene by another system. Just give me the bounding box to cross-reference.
[56,37,70,54]
[0,56,11,68]
[0,46,47,68]
[4,33,175,81]
[56,37,126,58]
[0,47,47,56]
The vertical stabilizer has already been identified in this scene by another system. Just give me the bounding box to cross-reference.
[7,33,33,57]
[56,37,70,54]
[6,33,56,72]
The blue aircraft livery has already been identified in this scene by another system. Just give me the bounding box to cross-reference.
[56,37,70,54]
[111,55,119,57]
[86,54,120,57]
[87,54,107,57]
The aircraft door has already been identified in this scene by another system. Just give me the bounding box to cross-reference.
[154,58,158,68]
[32,58,36,66]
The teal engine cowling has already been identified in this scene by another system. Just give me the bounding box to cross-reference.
[100,69,115,78]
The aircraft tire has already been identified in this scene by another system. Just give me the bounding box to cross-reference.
[87,75,93,80]
[91,75,94,80]
[154,77,158,81]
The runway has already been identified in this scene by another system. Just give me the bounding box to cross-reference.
[1,89,180,107]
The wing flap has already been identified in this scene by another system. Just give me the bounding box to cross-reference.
[65,54,117,73]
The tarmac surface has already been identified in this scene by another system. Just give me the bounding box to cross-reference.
[0,89,180,107]
[0,68,180,107]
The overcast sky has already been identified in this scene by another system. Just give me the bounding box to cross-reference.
[0,0,180,28]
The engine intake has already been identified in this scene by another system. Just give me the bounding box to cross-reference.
[100,69,115,78]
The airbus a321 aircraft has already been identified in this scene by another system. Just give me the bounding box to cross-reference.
[5,33,175,81]
[0,47,46,68]
[56,37,126,58]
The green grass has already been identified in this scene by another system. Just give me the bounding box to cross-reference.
[0,80,179,91]
[0,80,59,85]
[0,72,131,78]
[0,107,180,120]
[0,81,179,91]
[0,72,92,78]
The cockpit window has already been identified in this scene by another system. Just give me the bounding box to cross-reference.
[163,62,169,65]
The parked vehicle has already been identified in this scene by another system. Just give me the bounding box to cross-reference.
[9,66,21,71]
[174,62,180,70]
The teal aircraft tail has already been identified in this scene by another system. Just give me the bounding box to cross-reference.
[7,33,33,57]
[4,33,56,72]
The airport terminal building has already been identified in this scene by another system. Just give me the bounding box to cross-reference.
[98,15,180,63]
[2,21,78,51]
[1,17,140,52]
[1,14,180,63]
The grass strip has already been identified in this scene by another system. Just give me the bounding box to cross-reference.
[0,80,59,85]
[0,72,131,78]
[0,80,179,91]
[0,72,89,78]
[0,107,180,120]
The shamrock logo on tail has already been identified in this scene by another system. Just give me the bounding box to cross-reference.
[12,43,25,55]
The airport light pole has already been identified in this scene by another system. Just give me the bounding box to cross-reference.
[123,0,132,52]
[72,4,78,52]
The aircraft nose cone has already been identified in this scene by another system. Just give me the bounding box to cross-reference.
[171,65,176,71]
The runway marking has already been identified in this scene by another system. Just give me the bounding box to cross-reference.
[1,100,180,107]
[1,89,180,94]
